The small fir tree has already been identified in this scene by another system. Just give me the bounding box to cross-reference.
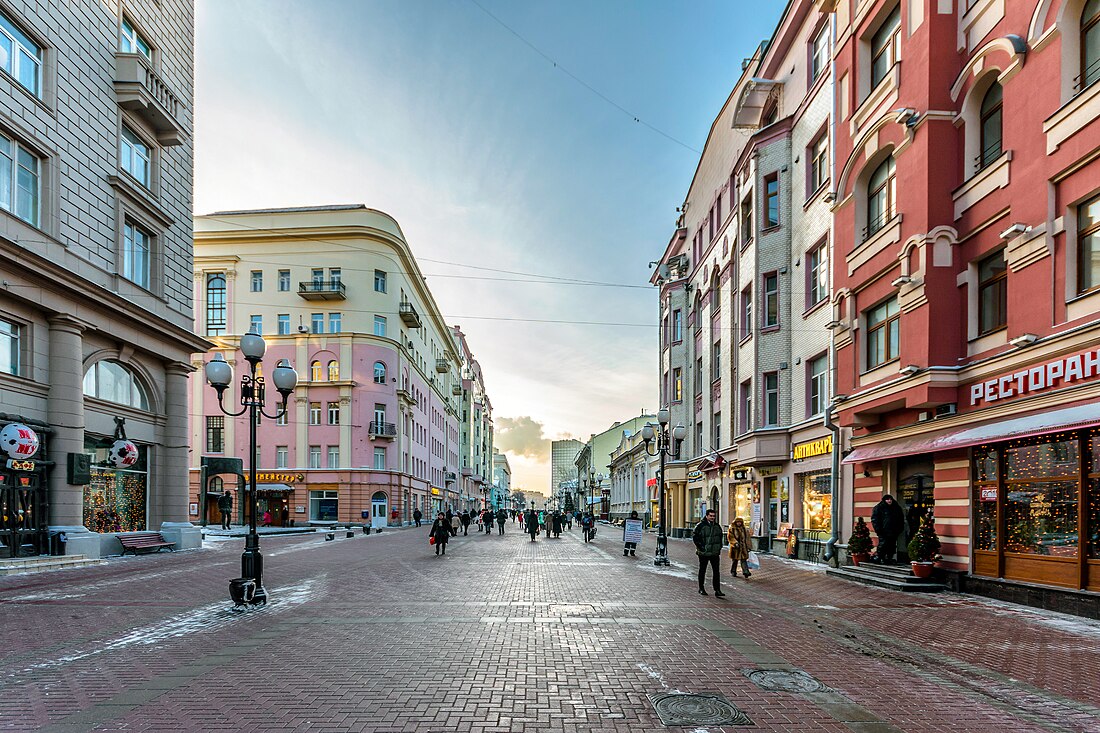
[848,517,874,555]
[906,514,942,562]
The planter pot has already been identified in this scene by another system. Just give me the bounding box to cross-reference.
[851,552,870,567]
[910,561,934,578]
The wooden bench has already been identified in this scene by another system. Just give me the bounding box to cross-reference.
[117,532,175,555]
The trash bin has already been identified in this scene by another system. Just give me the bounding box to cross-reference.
[49,531,67,556]
[230,577,256,605]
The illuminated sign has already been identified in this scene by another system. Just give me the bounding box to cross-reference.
[792,436,833,461]
[968,347,1100,406]
[7,459,36,471]
[249,472,305,483]
[687,470,703,482]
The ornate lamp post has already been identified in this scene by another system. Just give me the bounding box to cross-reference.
[642,407,686,567]
[204,334,297,607]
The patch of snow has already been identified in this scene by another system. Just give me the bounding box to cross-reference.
[806,604,840,610]
[970,595,1100,640]
[7,590,87,601]
[638,663,669,689]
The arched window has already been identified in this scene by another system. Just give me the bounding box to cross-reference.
[978,82,1003,169]
[310,360,322,381]
[205,273,226,336]
[866,156,896,239]
[1082,0,1100,89]
[327,360,339,381]
[373,361,386,384]
[83,359,150,410]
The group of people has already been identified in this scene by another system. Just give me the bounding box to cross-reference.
[693,510,755,597]
[522,508,592,542]
[426,508,509,555]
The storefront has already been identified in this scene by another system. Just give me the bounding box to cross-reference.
[0,422,48,558]
[792,435,833,533]
[83,436,148,533]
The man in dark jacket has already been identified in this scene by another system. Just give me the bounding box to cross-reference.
[496,508,507,535]
[460,511,471,536]
[692,509,725,597]
[871,494,905,564]
[413,508,422,528]
[525,509,539,542]
[216,490,233,529]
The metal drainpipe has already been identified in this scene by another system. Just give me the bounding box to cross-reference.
[823,11,842,567]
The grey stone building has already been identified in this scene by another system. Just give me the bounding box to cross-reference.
[0,0,203,558]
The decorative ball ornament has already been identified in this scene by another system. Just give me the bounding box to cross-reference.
[0,423,39,459]
[109,439,139,468]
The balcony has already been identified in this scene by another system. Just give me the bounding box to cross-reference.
[396,387,415,406]
[368,421,397,439]
[445,472,457,485]
[399,301,422,328]
[435,359,449,373]
[298,280,347,300]
[452,384,462,396]
[114,53,187,146]
[461,466,473,477]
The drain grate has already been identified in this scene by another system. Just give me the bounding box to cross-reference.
[743,669,828,694]
[648,692,753,726]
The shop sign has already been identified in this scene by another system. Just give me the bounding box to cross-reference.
[431,487,440,495]
[250,472,305,483]
[646,478,657,487]
[967,347,1100,406]
[979,487,997,502]
[687,470,703,482]
[731,468,749,481]
[295,505,306,513]
[189,502,199,516]
[757,465,783,477]
[792,436,833,461]
[6,459,35,471]
[0,423,38,459]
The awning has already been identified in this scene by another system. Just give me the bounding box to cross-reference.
[843,402,1100,464]
[254,483,294,494]
[697,453,726,473]
[586,496,603,505]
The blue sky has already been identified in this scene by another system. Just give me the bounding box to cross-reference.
[194,0,785,492]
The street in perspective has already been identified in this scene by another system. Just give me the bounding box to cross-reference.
[2,0,1100,731]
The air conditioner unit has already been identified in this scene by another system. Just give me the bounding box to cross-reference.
[297,325,309,333]
[934,403,957,418]
[916,411,931,422]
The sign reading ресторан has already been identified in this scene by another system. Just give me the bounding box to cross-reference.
[968,347,1100,406]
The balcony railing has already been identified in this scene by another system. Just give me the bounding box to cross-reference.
[861,210,895,243]
[452,384,462,396]
[974,142,1003,172]
[368,421,397,438]
[114,53,186,146]
[445,472,457,485]
[298,280,347,300]
[435,359,449,373]
[399,301,422,328]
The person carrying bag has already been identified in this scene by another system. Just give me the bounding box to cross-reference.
[727,516,752,578]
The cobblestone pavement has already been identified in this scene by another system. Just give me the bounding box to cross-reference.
[1,522,1099,732]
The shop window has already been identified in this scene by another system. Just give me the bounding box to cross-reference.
[1088,431,1100,558]
[1003,438,1079,556]
[83,359,150,410]
[1077,193,1100,294]
[801,472,832,531]
[83,437,148,533]
[978,250,1007,335]
[865,297,900,369]
[973,445,999,551]
[309,489,338,521]
[205,273,226,336]
[978,82,1003,170]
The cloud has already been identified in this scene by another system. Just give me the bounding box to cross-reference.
[495,416,550,460]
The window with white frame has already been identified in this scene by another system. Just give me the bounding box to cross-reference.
[763,372,780,426]
[739,380,752,433]
[0,317,19,376]
[308,446,321,470]
[278,269,290,291]
[374,361,386,384]
[672,309,682,341]
[374,315,387,337]
[762,273,779,328]
[374,269,387,292]
[83,359,151,410]
[673,367,683,401]
[870,5,901,89]
[373,447,386,470]
[328,312,341,333]
[0,133,39,225]
[713,411,721,448]
[119,17,151,59]
[277,314,290,335]
[808,241,828,307]
[809,354,828,417]
[740,285,753,340]
[327,446,339,469]
[811,24,829,82]
[311,313,324,334]
[249,315,262,335]
[121,220,151,289]
[309,489,337,520]
[310,361,322,381]
[276,446,288,469]
[205,274,226,336]
[327,401,339,425]
[250,270,262,292]
[276,409,288,426]
[0,12,41,97]
[327,360,339,381]
[120,126,151,187]
[330,268,341,285]
[809,133,828,194]
[309,402,321,425]
[865,297,900,368]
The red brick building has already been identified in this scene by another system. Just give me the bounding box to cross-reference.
[827,0,1100,603]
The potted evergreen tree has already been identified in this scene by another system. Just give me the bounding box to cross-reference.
[906,515,941,578]
[847,517,874,566]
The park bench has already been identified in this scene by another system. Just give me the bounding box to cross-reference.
[117,532,175,555]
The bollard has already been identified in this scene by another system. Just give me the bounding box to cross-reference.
[325,533,335,541]
[346,530,354,538]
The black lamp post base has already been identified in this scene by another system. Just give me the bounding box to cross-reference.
[229,577,267,607]
[654,535,670,566]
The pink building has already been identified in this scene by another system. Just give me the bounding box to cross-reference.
[188,206,473,527]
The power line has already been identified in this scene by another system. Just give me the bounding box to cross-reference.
[466,0,701,155]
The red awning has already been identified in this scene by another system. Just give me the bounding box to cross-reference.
[843,402,1100,464]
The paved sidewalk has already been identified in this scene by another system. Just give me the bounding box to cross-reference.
[1,522,1098,732]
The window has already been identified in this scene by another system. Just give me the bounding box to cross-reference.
[740,195,753,244]
[763,273,779,328]
[374,316,387,337]
[978,82,1003,169]
[373,447,387,470]
[1079,194,1100,293]
[1002,437,1079,556]
[309,402,321,425]
[121,221,151,289]
[695,356,703,395]
[328,360,339,381]
[205,274,226,336]
[249,315,262,335]
[328,313,342,333]
[809,354,828,417]
[276,446,288,469]
[866,297,900,368]
[870,5,901,89]
[713,411,721,448]
[808,242,829,307]
[311,313,324,334]
[374,361,386,384]
[712,340,721,379]
[695,422,703,454]
[330,268,341,285]
[308,446,322,469]
[278,270,290,291]
[276,409,288,426]
[205,416,224,453]
[120,17,152,59]
[0,134,39,225]
[245,270,261,293]
[311,268,324,286]
[374,269,387,292]
[672,367,683,401]
[327,401,340,425]
[309,489,338,520]
[763,372,780,426]
[310,361,322,381]
[764,174,779,228]
[0,12,41,97]
[1083,0,1100,90]
[277,314,290,335]
[811,25,829,81]
[740,286,753,340]
[120,127,151,187]
[672,309,682,341]
[978,250,1007,335]
[809,134,828,193]
[327,446,340,469]
[739,380,752,433]
[866,155,896,239]
[374,403,387,427]
[0,317,18,375]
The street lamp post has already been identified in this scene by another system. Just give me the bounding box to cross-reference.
[204,334,298,607]
[642,407,686,567]
[587,471,604,518]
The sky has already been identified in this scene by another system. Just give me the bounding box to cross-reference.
[193,0,786,493]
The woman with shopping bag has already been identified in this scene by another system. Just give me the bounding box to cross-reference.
[727,516,752,578]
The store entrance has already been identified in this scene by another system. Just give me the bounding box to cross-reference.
[897,457,935,550]
[0,473,46,558]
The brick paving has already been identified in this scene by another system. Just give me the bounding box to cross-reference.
[1,522,1098,732]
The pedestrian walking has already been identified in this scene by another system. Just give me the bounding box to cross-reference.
[413,508,422,528]
[450,512,461,537]
[525,508,539,542]
[551,511,562,538]
[261,509,273,527]
[693,509,725,597]
[430,512,450,556]
[496,508,507,535]
[871,494,904,564]
[727,516,752,578]
[461,511,471,536]
[623,510,640,557]
[216,489,233,530]
[581,512,594,543]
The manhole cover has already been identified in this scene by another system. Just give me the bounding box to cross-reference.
[648,692,753,726]
[743,669,827,693]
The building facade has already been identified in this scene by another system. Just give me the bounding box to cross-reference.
[551,438,583,509]
[453,325,494,511]
[573,414,656,519]
[609,430,659,523]
[189,206,473,528]
[0,0,203,559]
[490,448,511,509]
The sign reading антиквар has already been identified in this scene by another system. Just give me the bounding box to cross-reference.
[968,348,1100,406]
